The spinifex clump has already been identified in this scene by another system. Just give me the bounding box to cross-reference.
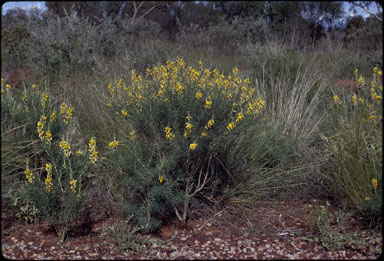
[103,58,266,231]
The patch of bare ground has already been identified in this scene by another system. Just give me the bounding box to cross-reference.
[2,199,382,260]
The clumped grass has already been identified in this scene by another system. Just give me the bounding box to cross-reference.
[320,67,382,225]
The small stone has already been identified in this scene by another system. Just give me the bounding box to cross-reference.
[266,244,271,248]
[194,240,200,244]
[251,247,255,252]
[267,248,272,253]
[180,237,187,241]
[231,246,236,252]
[214,238,221,242]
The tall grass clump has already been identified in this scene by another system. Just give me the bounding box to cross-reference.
[1,79,96,242]
[322,67,382,224]
[102,58,279,231]
[255,59,328,147]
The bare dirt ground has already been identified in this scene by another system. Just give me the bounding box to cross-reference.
[1,199,382,260]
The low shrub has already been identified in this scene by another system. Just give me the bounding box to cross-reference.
[1,79,96,242]
[103,58,268,231]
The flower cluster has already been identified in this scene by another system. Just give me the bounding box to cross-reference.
[165,126,175,141]
[189,142,198,151]
[88,137,98,164]
[372,178,378,190]
[44,131,52,144]
[24,169,34,183]
[184,115,193,138]
[41,93,48,108]
[37,116,48,141]
[130,131,137,141]
[205,118,215,130]
[59,140,72,157]
[45,163,53,192]
[108,138,119,148]
[70,179,77,193]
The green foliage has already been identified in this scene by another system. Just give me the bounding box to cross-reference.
[102,217,152,254]
[103,58,267,231]
[322,67,382,223]
[1,79,95,242]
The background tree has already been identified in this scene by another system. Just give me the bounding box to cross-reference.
[350,1,383,22]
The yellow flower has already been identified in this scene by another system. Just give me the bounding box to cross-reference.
[184,122,193,138]
[371,178,378,190]
[232,67,239,76]
[5,84,11,89]
[354,68,358,76]
[88,137,98,164]
[227,93,232,100]
[333,95,341,104]
[76,150,83,156]
[24,169,34,183]
[31,84,37,89]
[201,131,208,137]
[159,175,164,184]
[359,98,364,104]
[365,197,370,201]
[351,94,357,106]
[41,93,48,108]
[70,179,77,193]
[45,131,52,144]
[227,122,235,131]
[357,76,365,86]
[256,98,265,110]
[121,110,128,117]
[60,102,67,115]
[130,131,137,140]
[205,98,212,109]
[108,140,119,148]
[45,176,53,192]
[189,143,197,151]
[373,93,382,101]
[378,71,382,77]
[235,112,244,123]
[50,111,56,122]
[59,140,72,157]
[46,163,53,175]
[64,106,73,124]
[195,92,202,99]
[164,126,175,141]
[37,120,45,140]
[368,115,378,120]
[205,118,215,129]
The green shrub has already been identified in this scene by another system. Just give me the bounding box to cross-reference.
[103,58,267,231]
[1,79,96,242]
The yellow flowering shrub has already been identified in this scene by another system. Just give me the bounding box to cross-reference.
[103,58,266,231]
[1,79,96,242]
[327,67,382,219]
